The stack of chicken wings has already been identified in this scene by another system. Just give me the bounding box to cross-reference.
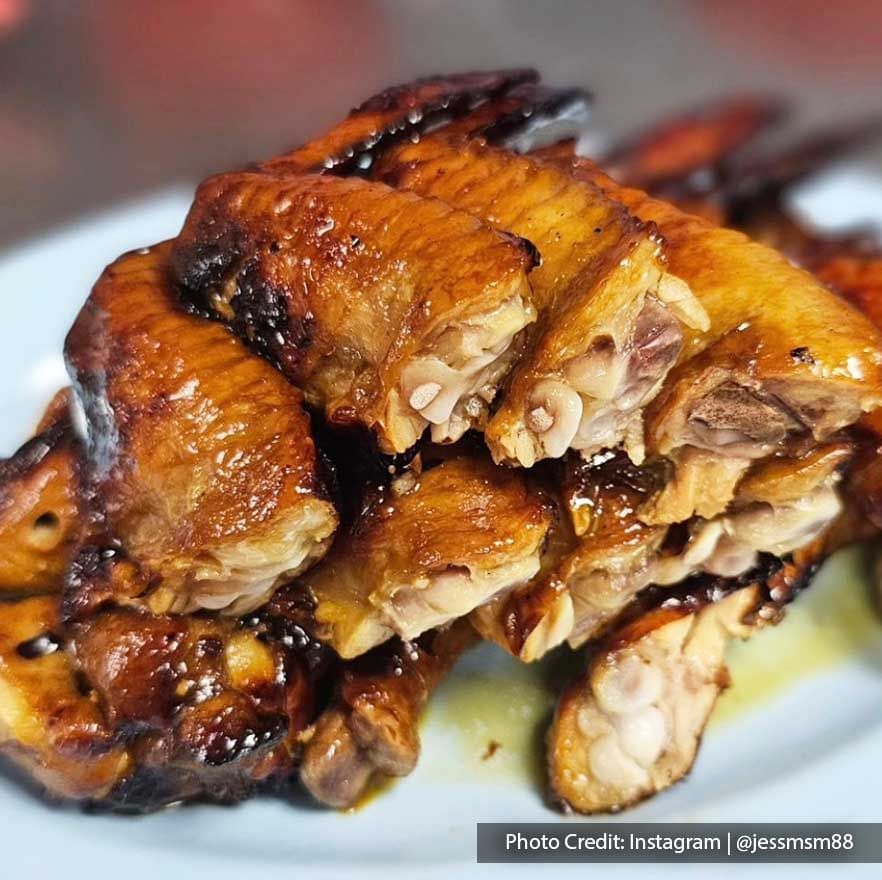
[2,69,882,815]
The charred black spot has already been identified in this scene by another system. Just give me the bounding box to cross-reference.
[631,552,785,621]
[228,262,316,376]
[327,70,540,175]
[261,585,338,680]
[499,230,541,269]
[179,695,287,767]
[790,346,815,364]
[61,543,142,624]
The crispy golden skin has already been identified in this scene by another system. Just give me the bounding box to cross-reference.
[263,69,538,174]
[375,135,708,466]
[301,454,553,658]
[0,595,130,800]
[603,95,785,191]
[548,542,823,814]
[0,415,84,594]
[64,243,337,616]
[538,152,882,521]
[817,255,882,337]
[173,173,537,452]
[300,619,475,808]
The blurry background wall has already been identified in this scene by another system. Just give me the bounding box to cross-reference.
[1,0,881,249]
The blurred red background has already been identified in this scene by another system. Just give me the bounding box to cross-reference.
[1,0,880,249]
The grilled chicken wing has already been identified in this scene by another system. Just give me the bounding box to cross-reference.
[475,443,847,661]
[548,541,822,813]
[375,135,708,466]
[173,173,537,451]
[64,243,337,616]
[534,149,882,521]
[300,619,475,808]
[0,410,84,594]
[298,454,552,659]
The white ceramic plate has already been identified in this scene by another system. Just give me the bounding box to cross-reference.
[2,169,882,880]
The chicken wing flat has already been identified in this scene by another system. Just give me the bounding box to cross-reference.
[300,619,475,808]
[475,442,847,661]
[173,173,537,452]
[548,540,823,813]
[535,149,882,521]
[0,410,84,594]
[374,135,709,466]
[64,243,337,615]
[263,69,539,175]
[298,454,552,659]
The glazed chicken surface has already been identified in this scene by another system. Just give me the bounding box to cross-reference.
[299,452,552,658]
[173,173,536,452]
[65,242,338,616]
[375,129,708,467]
[1,68,882,819]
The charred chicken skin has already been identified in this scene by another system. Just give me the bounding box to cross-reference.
[64,243,338,615]
[263,68,541,175]
[173,173,537,451]
[1,603,318,810]
[0,550,320,809]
